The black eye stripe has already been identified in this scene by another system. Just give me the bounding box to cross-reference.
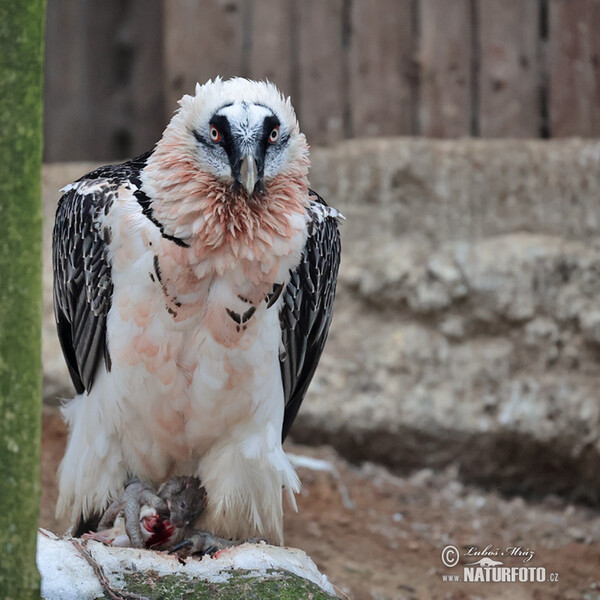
[193,111,289,184]
[206,114,243,178]
[192,129,211,147]
[209,115,236,156]
[262,115,280,140]
[259,115,282,159]
[209,115,233,140]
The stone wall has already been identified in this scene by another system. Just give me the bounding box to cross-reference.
[42,138,600,504]
[304,139,600,504]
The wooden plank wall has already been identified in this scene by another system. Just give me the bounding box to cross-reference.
[478,0,540,137]
[419,0,473,137]
[548,0,600,136]
[350,0,415,137]
[163,0,246,114]
[44,0,600,161]
[44,0,165,162]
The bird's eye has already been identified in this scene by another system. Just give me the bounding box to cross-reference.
[269,126,280,143]
[210,125,221,142]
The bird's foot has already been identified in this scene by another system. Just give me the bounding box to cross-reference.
[169,532,269,558]
[98,479,167,548]
[169,531,235,557]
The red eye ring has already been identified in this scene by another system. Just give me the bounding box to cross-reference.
[268,126,280,143]
[209,125,221,142]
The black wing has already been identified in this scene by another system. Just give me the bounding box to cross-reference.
[280,190,342,440]
[52,154,150,394]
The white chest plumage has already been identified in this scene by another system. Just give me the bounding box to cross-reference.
[57,183,306,543]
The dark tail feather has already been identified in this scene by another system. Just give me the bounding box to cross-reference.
[72,512,101,538]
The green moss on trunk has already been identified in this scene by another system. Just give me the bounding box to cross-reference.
[0,1,45,599]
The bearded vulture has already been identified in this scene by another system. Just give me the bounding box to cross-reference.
[53,78,342,548]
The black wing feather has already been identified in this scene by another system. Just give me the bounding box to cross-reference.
[280,190,341,440]
[52,153,150,394]
[53,186,113,394]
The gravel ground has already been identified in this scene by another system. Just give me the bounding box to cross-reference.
[41,405,600,599]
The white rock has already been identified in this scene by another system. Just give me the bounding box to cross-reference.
[37,529,337,599]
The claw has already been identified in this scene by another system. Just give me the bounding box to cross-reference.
[244,537,269,545]
[97,480,168,548]
[94,476,208,551]
[97,498,124,530]
[168,539,193,554]
[168,530,234,558]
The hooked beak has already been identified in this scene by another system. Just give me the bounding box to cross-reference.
[239,154,258,196]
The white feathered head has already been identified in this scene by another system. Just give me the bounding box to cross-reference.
[160,77,310,197]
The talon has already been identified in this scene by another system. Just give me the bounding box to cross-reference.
[168,530,234,557]
[95,476,207,551]
[169,539,193,554]
[97,480,167,548]
[97,498,124,530]
[123,481,166,548]
[244,536,269,545]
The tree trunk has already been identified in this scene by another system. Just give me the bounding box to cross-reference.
[0,1,45,599]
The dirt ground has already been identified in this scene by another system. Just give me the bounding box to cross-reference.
[41,404,600,600]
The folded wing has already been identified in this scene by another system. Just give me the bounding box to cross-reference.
[279,190,342,440]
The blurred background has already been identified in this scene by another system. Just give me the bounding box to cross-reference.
[41,2,600,599]
[44,0,600,162]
